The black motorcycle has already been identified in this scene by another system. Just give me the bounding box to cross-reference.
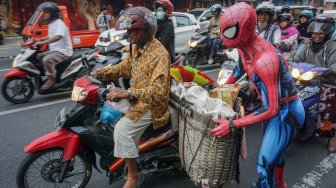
[183,29,228,68]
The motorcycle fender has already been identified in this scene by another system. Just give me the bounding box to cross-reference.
[24,129,82,161]
[3,69,27,78]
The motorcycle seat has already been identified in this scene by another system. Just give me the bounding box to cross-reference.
[55,49,93,80]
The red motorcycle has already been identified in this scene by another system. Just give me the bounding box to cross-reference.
[16,55,180,187]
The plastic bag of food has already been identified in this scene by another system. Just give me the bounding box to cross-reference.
[209,84,240,108]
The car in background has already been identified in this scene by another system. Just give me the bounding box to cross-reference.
[275,6,312,25]
[320,10,336,18]
[189,8,225,29]
[95,12,200,54]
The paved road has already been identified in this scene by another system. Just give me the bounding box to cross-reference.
[0,47,335,188]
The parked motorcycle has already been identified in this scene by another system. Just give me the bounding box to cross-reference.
[16,55,180,188]
[1,39,96,104]
[183,29,228,67]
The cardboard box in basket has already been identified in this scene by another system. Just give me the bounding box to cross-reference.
[209,84,240,108]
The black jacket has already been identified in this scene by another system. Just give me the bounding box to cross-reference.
[296,23,311,39]
[155,19,175,63]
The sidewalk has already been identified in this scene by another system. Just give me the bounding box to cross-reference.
[0,37,21,58]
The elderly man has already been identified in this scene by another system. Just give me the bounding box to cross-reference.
[92,7,170,188]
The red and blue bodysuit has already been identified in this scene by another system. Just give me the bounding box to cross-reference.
[210,3,305,188]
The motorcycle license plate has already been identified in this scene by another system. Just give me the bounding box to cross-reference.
[55,107,66,131]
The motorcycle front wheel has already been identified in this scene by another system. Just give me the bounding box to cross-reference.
[1,77,34,104]
[183,53,198,68]
[16,148,92,188]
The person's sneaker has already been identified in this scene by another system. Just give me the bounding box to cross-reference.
[208,57,214,64]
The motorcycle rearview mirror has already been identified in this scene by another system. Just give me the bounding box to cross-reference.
[81,54,90,75]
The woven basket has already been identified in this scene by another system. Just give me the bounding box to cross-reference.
[170,93,242,188]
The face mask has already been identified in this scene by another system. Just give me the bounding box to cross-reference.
[156,11,165,20]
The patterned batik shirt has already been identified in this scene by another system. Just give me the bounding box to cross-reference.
[96,39,171,129]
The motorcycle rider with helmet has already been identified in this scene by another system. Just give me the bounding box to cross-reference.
[255,2,281,46]
[153,0,175,63]
[296,10,314,54]
[294,16,336,147]
[91,7,171,188]
[33,2,73,89]
[206,4,222,64]
[278,13,300,61]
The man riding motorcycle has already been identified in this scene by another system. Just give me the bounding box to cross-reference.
[256,1,281,46]
[33,2,73,89]
[91,7,171,188]
[294,16,336,147]
[206,4,221,64]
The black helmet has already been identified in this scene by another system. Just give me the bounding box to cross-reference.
[278,13,294,25]
[308,16,335,38]
[210,4,222,14]
[255,2,276,23]
[308,7,318,16]
[281,5,290,14]
[37,2,60,22]
[100,5,108,11]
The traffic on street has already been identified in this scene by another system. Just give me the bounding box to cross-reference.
[0,1,336,188]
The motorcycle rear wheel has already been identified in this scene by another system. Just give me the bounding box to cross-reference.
[16,148,92,188]
[1,77,34,104]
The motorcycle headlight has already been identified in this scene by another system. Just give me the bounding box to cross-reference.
[301,71,314,81]
[291,68,300,79]
[113,33,126,42]
[71,86,89,101]
[188,40,198,48]
[113,35,121,42]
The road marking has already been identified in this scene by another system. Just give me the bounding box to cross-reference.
[0,68,11,72]
[0,98,71,116]
[292,153,336,188]
[202,68,221,74]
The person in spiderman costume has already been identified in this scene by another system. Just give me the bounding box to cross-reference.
[210,3,305,188]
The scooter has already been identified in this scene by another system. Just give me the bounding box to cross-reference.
[16,54,180,188]
[1,39,97,104]
[288,61,329,135]
[183,29,228,68]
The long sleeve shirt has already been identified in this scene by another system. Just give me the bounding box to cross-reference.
[96,39,171,129]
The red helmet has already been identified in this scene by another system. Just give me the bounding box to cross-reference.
[115,7,157,43]
[153,0,174,17]
[220,2,258,49]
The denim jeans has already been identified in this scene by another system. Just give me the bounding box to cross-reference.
[207,37,221,58]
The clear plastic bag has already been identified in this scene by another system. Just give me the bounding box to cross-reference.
[100,99,130,126]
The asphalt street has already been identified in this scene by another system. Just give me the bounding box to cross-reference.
[0,46,335,188]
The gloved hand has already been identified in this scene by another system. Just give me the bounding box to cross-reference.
[210,119,231,138]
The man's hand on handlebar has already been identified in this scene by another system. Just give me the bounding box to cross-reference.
[32,41,44,47]
[106,87,129,101]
